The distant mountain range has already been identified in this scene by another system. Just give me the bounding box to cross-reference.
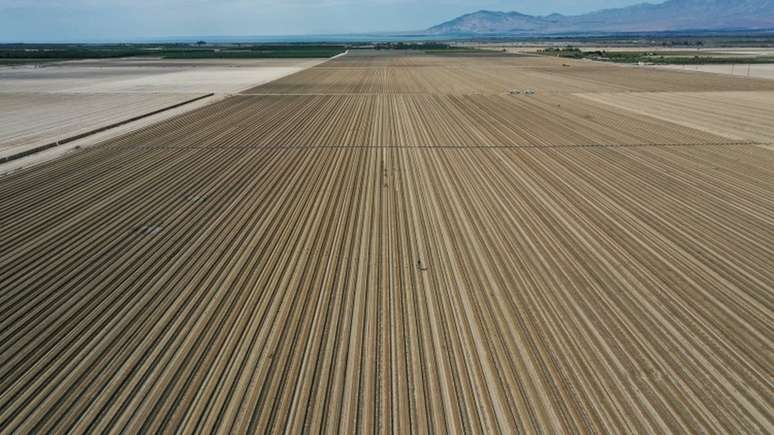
[427,0,774,34]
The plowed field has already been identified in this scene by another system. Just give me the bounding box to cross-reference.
[1,50,772,434]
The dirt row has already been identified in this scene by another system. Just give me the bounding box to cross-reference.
[97,94,733,149]
[578,91,774,143]
[247,53,774,94]
[0,51,772,433]
[1,143,772,433]
[0,93,204,159]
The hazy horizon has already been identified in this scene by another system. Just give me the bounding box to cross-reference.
[1,0,651,42]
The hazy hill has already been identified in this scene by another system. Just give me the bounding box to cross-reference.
[427,0,774,34]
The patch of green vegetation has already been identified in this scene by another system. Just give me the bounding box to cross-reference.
[539,46,774,65]
[539,47,585,59]
[0,48,145,60]
[0,43,347,61]
[161,47,345,59]
[0,58,63,66]
[373,42,453,50]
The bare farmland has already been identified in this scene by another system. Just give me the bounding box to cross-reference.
[251,52,774,94]
[0,92,206,160]
[578,91,774,143]
[0,50,772,434]
[652,63,774,81]
[0,58,326,94]
[0,58,325,166]
[98,94,731,149]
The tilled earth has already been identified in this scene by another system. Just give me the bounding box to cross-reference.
[0,50,772,434]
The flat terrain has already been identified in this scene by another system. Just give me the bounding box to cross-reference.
[0,58,326,94]
[0,57,325,165]
[0,93,203,160]
[0,50,772,434]
[578,91,774,143]
[653,63,774,80]
[582,48,774,56]
[247,53,774,94]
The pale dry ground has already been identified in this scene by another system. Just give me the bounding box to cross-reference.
[0,94,228,175]
[250,51,774,94]
[0,58,325,168]
[0,93,204,160]
[0,58,326,94]
[577,91,774,143]
[0,51,772,434]
[651,63,774,80]
[102,94,730,149]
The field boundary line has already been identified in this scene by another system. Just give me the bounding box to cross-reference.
[99,141,761,151]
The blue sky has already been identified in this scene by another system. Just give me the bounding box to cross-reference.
[0,0,650,42]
